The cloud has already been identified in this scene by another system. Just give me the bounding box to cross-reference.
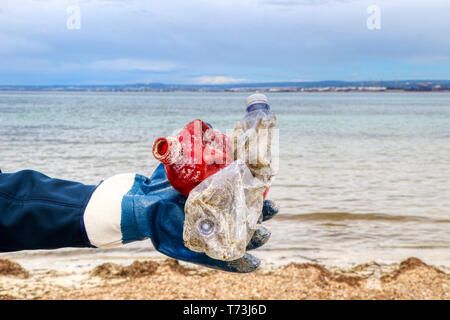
[401,56,450,65]
[1,0,450,84]
[194,76,248,85]
[0,32,50,55]
[259,0,356,6]
[88,59,176,72]
[260,0,329,6]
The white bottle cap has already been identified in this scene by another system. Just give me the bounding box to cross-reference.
[246,93,269,107]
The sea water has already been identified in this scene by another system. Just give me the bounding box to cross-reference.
[1,91,449,269]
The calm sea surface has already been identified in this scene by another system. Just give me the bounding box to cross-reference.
[1,91,449,270]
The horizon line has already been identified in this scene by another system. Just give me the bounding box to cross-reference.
[0,79,449,88]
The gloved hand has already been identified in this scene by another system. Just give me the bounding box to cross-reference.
[83,163,279,273]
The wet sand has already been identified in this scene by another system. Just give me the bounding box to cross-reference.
[0,257,449,300]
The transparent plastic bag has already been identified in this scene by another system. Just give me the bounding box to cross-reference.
[183,160,266,261]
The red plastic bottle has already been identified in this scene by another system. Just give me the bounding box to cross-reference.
[152,119,232,196]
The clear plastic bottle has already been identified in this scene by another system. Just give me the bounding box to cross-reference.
[231,93,277,193]
[183,159,266,261]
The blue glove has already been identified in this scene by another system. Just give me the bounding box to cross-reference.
[83,164,279,273]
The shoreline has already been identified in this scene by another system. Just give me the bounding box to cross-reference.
[1,257,448,300]
[1,89,450,94]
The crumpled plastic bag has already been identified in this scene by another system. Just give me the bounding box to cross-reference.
[183,159,266,261]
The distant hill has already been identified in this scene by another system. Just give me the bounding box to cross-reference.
[1,80,449,92]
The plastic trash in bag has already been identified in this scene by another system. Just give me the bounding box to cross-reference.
[183,159,266,261]
[182,94,277,261]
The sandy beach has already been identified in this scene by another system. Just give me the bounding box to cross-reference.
[0,257,448,300]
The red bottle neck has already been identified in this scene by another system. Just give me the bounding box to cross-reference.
[152,137,182,165]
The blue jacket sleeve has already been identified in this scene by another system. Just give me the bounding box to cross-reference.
[0,169,97,252]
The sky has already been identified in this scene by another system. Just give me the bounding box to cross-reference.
[0,0,449,85]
